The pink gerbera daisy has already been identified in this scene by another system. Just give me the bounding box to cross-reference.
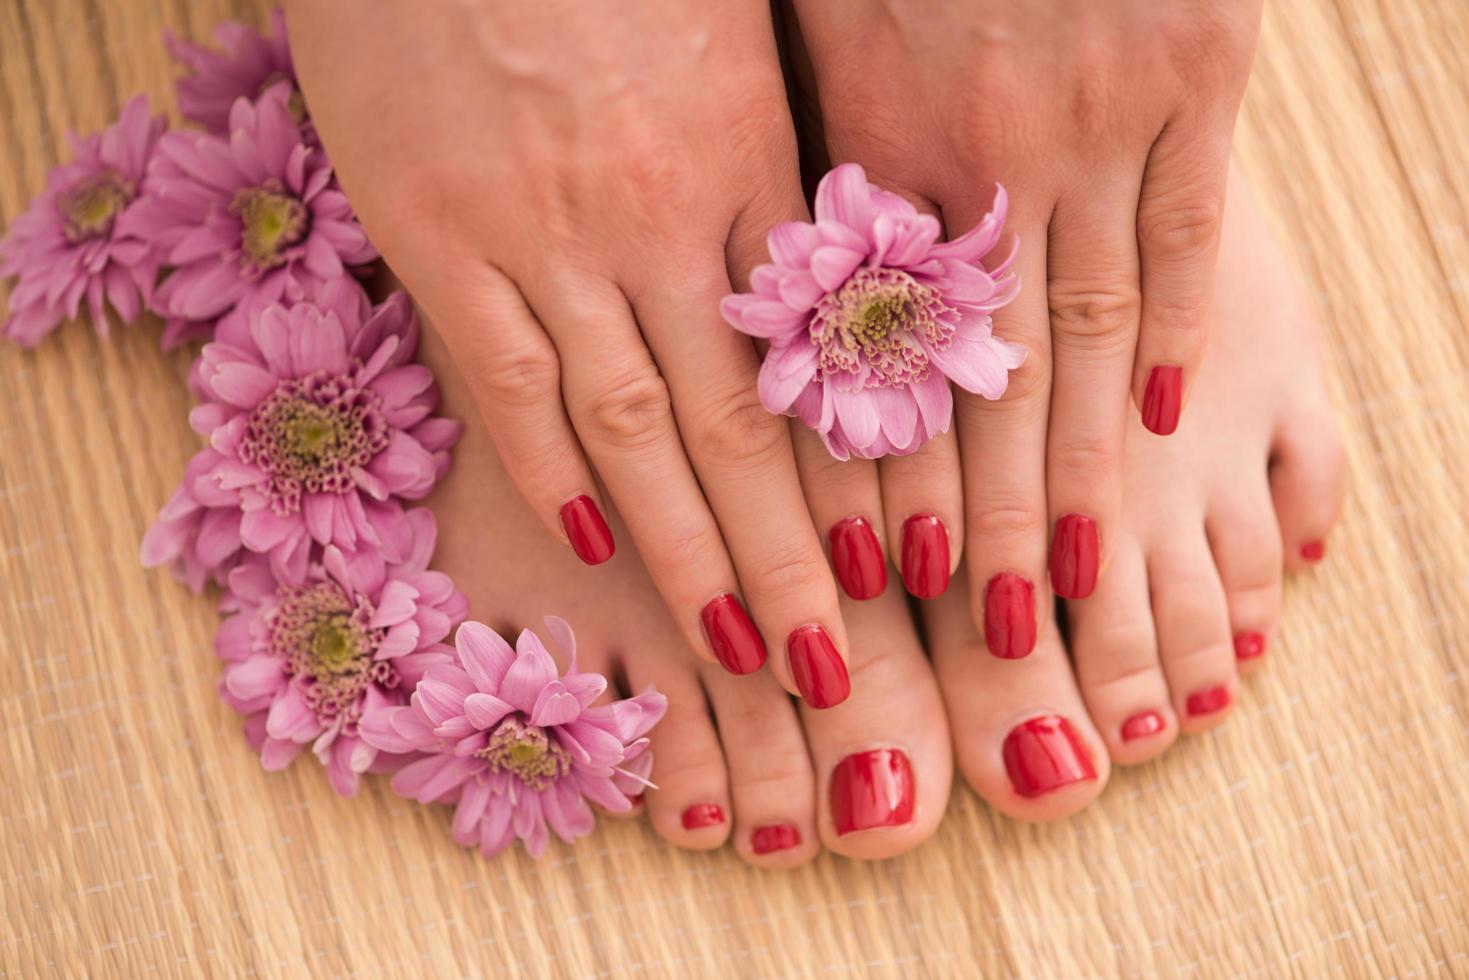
[0,95,164,346]
[165,8,298,135]
[360,619,667,858]
[218,510,467,796]
[721,163,1024,460]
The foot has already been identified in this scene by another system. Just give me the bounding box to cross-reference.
[923,163,1347,819]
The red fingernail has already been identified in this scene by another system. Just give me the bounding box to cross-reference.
[1234,631,1267,661]
[681,803,725,829]
[900,514,950,599]
[1186,686,1232,717]
[828,516,887,600]
[1050,513,1100,599]
[1120,710,1166,742]
[787,624,850,708]
[1301,539,1326,563]
[830,748,914,835]
[1002,716,1097,798]
[700,593,767,675]
[1141,364,1183,436]
[559,494,614,565]
[751,823,802,854]
[984,572,1036,659]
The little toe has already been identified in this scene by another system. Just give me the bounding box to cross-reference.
[1147,527,1239,734]
[1270,402,1348,573]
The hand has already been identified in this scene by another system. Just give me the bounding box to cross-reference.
[286,0,853,703]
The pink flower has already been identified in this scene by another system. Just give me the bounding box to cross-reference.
[217,509,468,796]
[360,619,667,858]
[165,8,298,135]
[721,163,1024,460]
[0,95,164,346]
[121,86,375,329]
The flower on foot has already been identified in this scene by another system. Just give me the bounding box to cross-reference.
[0,95,164,346]
[720,162,1023,460]
[360,618,667,858]
[165,8,299,135]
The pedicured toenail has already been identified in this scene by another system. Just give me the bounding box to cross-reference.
[1186,686,1232,717]
[900,514,950,599]
[1301,539,1326,563]
[787,624,850,708]
[751,823,802,854]
[1141,364,1183,436]
[829,516,887,600]
[984,572,1036,659]
[1002,716,1097,798]
[1120,710,1166,742]
[700,593,767,675]
[681,803,725,830]
[830,749,914,835]
[1050,514,1100,599]
[1234,632,1267,661]
[559,494,615,565]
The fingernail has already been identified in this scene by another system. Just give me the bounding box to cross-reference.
[1186,686,1232,717]
[984,572,1036,659]
[1234,631,1267,661]
[1002,716,1097,798]
[751,823,802,855]
[1301,539,1326,563]
[900,514,950,599]
[1141,364,1183,436]
[830,748,914,835]
[559,494,614,565]
[1120,710,1166,742]
[1050,513,1100,599]
[828,516,887,600]
[787,624,850,708]
[681,803,725,829]
[700,593,767,675]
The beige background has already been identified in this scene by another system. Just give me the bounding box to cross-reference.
[3,0,1468,975]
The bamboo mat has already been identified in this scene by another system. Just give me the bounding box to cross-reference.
[3,0,1468,976]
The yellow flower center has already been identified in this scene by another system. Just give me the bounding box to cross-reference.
[59,171,133,243]
[231,180,308,271]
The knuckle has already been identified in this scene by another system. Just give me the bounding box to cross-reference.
[581,369,676,452]
[473,338,561,403]
[1048,284,1141,343]
[748,541,829,598]
[1051,431,1118,482]
[968,502,1046,546]
[693,390,788,468]
[1138,200,1223,265]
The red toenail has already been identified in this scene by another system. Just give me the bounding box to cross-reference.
[751,823,802,854]
[787,624,851,709]
[559,494,615,565]
[1002,716,1097,798]
[900,514,950,599]
[1186,686,1232,716]
[1301,540,1326,563]
[700,593,767,675]
[1234,632,1267,661]
[830,749,914,835]
[681,803,725,829]
[984,572,1036,659]
[1049,514,1100,599]
[1141,364,1183,436]
[1120,710,1166,742]
[829,516,887,600]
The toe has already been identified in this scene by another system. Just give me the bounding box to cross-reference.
[1206,477,1284,676]
[1146,526,1239,734]
[1271,402,1347,573]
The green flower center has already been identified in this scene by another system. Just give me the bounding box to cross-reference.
[231,180,308,271]
[851,293,912,346]
[58,170,133,243]
[809,267,953,387]
[269,581,396,723]
[477,717,572,791]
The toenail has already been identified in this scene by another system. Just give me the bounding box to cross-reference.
[1002,716,1097,798]
[700,593,767,675]
[751,823,802,854]
[681,803,726,830]
[1234,631,1267,661]
[900,514,951,599]
[1120,710,1166,742]
[559,494,615,565]
[984,572,1036,659]
[830,748,915,835]
[1050,514,1100,600]
[1141,364,1183,436]
[787,624,851,708]
[1301,539,1326,563]
[1186,686,1232,717]
[828,516,887,600]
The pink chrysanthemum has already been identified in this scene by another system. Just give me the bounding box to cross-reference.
[0,95,164,346]
[165,8,298,135]
[360,619,667,858]
[721,163,1024,460]
[217,510,467,795]
[121,85,375,329]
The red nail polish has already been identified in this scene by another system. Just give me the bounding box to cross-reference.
[1301,539,1326,563]
[1120,710,1166,742]
[1234,631,1266,661]
[559,494,614,565]
[1050,513,1100,599]
[984,572,1036,659]
[1186,686,1232,716]
[787,624,850,708]
[751,823,801,854]
[900,514,950,599]
[1141,364,1183,436]
[1002,716,1097,798]
[681,803,725,829]
[830,748,914,835]
[828,516,887,600]
[699,593,767,675]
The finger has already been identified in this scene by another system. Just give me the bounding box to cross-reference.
[790,424,888,603]
[879,426,963,600]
